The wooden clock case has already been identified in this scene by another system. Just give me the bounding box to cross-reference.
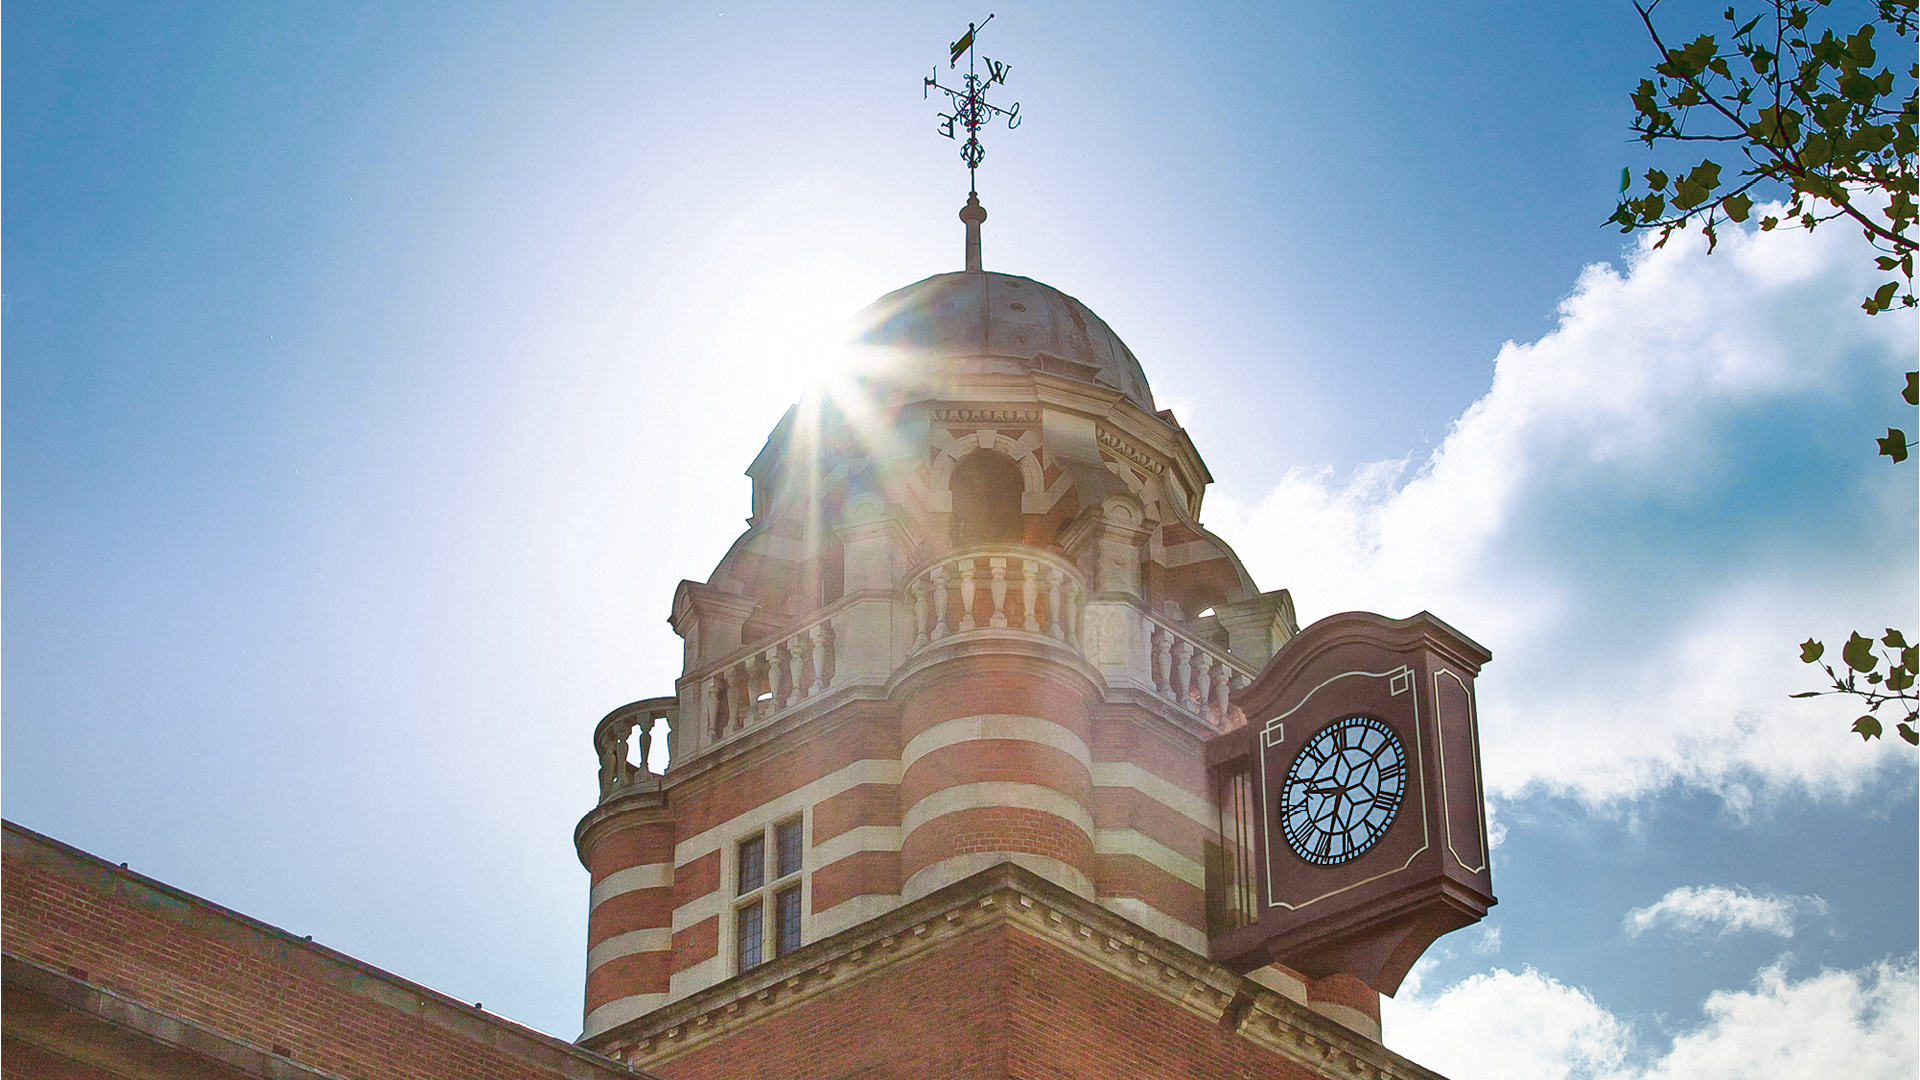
[1206,610,1496,996]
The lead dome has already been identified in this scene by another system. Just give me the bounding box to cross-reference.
[851,270,1157,413]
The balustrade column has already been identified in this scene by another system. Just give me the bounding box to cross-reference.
[1021,561,1040,633]
[1172,640,1194,704]
[988,558,1008,628]
[723,665,746,735]
[704,676,722,743]
[958,561,977,631]
[931,566,951,639]
[1152,629,1173,695]
[783,635,803,703]
[911,580,930,650]
[761,647,782,715]
[808,623,829,695]
[1045,568,1065,640]
[1192,652,1215,714]
[1211,662,1233,722]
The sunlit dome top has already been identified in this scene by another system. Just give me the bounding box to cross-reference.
[852,271,1157,413]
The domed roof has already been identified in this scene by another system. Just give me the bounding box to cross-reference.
[852,271,1156,412]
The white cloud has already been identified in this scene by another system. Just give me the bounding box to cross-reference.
[1386,963,1630,1080]
[1624,884,1827,939]
[1639,959,1918,1080]
[1208,210,1918,804]
[1384,957,1919,1080]
[1473,923,1504,955]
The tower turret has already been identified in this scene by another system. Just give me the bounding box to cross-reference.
[574,260,1310,1039]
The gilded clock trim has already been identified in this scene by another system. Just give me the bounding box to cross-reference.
[1435,666,1491,875]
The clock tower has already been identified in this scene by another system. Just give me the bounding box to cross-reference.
[569,185,1496,1077]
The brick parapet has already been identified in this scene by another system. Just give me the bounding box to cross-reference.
[1,820,635,1080]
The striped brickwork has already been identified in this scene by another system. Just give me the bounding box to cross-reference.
[897,658,1098,903]
[579,812,676,1036]
[660,706,904,1005]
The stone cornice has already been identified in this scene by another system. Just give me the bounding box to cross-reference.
[668,580,759,638]
[1096,424,1168,475]
[929,405,1042,426]
[574,781,669,868]
[584,862,1444,1080]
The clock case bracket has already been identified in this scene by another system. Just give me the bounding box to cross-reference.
[1203,610,1496,997]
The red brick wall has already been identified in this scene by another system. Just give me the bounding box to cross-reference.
[810,849,901,912]
[670,706,900,841]
[649,926,1011,1080]
[645,923,1327,1080]
[2,825,626,1080]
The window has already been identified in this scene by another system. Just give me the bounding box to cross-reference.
[736,903,763,970]
[775,886,802,955]
[738,835,765,892]
[949,450,1024,546]
[734,815,806,973]
[776,818,803,877]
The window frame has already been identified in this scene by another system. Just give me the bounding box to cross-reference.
[730,811,808,974]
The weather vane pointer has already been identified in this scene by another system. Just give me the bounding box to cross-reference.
[924,14,1022,198]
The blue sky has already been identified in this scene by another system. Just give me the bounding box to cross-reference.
[5,2,1915,1073]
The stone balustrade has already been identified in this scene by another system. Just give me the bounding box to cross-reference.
[594,697,676,802]
[1143,616,1253,730]
[695,611,839,747]
[905,545,1086,657]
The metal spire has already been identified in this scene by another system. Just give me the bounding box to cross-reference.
[925,14,1021,271]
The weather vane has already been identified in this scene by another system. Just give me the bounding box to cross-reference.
[924,14,1021,197]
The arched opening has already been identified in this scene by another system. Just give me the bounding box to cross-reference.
[949,450,1025,546]
[1179,585,1226,623]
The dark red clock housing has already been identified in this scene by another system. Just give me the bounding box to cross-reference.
[1206,610,1496,996]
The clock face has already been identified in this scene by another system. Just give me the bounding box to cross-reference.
[1279,716,1407,866]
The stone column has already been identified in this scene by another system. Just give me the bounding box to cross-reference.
[832,508,917,689]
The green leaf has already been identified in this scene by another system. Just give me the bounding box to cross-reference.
[1723,192,1754,221]
[1903,371,1917,406]
[1759,215,1780,230]
[1843,631,1879,673]
[1790,690,1824,698]
[1901,723,1919,746]
[1800,638,1826,663]
[1877,428,1910,462]
[1865,280,1901,313]
[1885,629,1909,650]
[1888,667,1915,692]
[1620,166,1632,192]
[1854,715,1884,739]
